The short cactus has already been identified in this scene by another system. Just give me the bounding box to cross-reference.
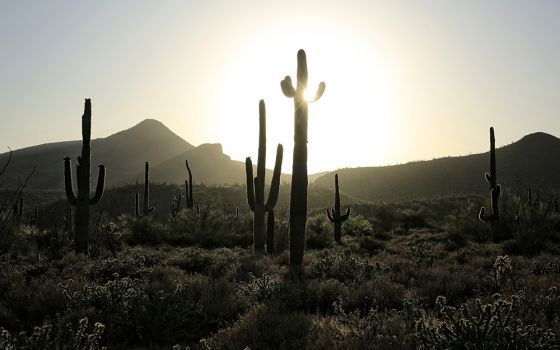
[136,162,155,217]
[245,100,283,254]
[185,160,194,209]
[64,99,106,254]
[479,127,501,241]
[326,174,350,244]
[281,49,325,270]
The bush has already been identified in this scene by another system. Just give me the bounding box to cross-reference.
[306,215,334,249]
[409,294,557,349]
[205,304,311,350]
[0,317,105,350]
[342,215,374,237]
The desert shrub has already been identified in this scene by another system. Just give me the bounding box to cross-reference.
[500,193,560,255]
[409,294,557,349]
[86,254,156,282]
[307,298,412,350]
[359,236,386,255]
[0,317,105,350]
[205,303,311,350]
[166,247,241,277]
[400,208,430,230]
[518,287,560,329]
[444,200,489,242]
[342,215,374,237]
[307,248,374,282]
[121,216,167,245]
[236,272,282,303]
[369,205,400,232]
[60,275,147,342]
[167,208,252,248]
[531,256,560,275]
[305,215,334,249]
[0,273,67,332]
[139,275,242,344]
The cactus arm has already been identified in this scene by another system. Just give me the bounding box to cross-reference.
[494,184,501,197]
[281,76,296,98]
[186,160,193,208]
[327,208,335,222]
[308,82,326,103]
[63,157,77,205]
[89,165,105,204]
[245,157,256,211]
[265,144,283,210]
[485,173,492,183]
[479,207,488,223]
[341,207,350,221]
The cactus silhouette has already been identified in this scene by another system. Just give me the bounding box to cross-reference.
[326,174,350,244]
[136,162,155,217]
[185,160,194,209]
[479,127,501,241]
[64,99,106,254]
[281,49,325,270]
[245,100,283,254]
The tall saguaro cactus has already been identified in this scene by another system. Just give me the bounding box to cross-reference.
[327,174,350,244]
[246,100,283,254]
[136,162,155,217]
[281,49,325,269]
[185,160,194,209]
[64,99,106,254]
[479,127,501,242]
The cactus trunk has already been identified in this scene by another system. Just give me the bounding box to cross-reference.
[64,99,106,254]
[185,160,194,209]
[281,49,325,272]
[267,209,275,254]
[479,127,501,242]
[136,162,155,217]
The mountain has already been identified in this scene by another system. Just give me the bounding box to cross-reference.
[148,143,291,185]
[0,119,194,189]
[313,132,560,201]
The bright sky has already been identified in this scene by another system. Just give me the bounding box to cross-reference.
[1,1,559,173]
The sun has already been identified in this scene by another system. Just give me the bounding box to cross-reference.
[214,20,397,174]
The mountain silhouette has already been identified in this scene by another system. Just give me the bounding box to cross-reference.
[313,132,560,201]
[0,119,193,189]
[0,118,290,190]
[149,143,291,185]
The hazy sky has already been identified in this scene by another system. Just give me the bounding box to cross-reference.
[1,1,559,173]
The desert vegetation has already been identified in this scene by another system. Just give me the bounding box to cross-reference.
[2,50,560,350]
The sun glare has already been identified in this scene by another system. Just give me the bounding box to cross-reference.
[214,19,397,174]
[303,88,315,102]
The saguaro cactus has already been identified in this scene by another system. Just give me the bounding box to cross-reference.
[185,160,194,209]
[64,99,106,254]
[281,49,325,269]
[246,100,283,254]
[327,174,350,244]
[479,127,501,242]
[136,162,155,217]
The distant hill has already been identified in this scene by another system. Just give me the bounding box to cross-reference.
[0,119,289,189]
[148,143,291,185]
[313,132,560,201]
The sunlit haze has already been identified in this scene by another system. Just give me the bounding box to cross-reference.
[1,1,559,173]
